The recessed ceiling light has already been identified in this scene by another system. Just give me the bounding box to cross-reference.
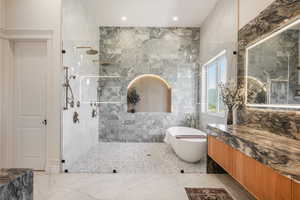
[172,16,179,21]
[121,16,127,21]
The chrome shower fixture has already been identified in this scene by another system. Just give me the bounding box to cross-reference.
[76,100,80,108]
[92,108,97,118]
[90,102,98,118]
[63,66,76,110]
[73,111,80,124]
[76,46,98,55]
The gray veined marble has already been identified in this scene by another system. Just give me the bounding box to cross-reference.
[237,108,300,140]
[238,0,300,89]
[98,27,200,142]
[0,169,33,200]
[237,0,300,140]
[247,28,300,105]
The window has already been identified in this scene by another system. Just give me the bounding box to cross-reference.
[202,51,227,114]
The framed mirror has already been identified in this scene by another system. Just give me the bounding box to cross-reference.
[246,19,300,108]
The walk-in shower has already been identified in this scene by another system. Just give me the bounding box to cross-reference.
[61,0,238,174]
[61,26,206,173]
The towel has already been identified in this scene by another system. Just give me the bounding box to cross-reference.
[175,135,207,139]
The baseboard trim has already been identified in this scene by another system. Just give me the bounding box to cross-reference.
[46,159,61,173]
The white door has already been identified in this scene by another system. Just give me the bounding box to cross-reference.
[14,41,47,170]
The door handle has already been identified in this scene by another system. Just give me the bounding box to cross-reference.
[42,119,47,126]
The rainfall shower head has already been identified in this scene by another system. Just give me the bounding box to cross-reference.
[86,49,98,55]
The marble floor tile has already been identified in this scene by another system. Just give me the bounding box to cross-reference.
[34,173,255,200]
[68,143,206,174]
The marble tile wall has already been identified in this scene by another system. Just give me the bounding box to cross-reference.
[237,0,300,140]
[98,27,200,142]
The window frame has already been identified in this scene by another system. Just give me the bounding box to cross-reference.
[202,50,227,116]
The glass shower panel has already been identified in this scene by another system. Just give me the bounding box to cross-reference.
[80,76,100,103]
[62,40,100,172]
[62,40,124,173]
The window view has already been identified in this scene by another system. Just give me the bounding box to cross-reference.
[204,51,227,113]
[207,63,217,112]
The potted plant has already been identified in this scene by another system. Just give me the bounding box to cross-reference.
[127,87,141,113]
[183,113,197,128]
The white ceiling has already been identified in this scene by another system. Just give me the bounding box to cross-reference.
[80,0,219,27]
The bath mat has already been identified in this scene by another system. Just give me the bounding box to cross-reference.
[185,188,234,200]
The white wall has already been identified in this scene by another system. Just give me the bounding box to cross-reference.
[5,0,61,30]
[239,0,275,29]
[1,0,62,172]
[198,0,276,130]
[133,77,171,113]
[199,0,238,130]
[0,0,5,169]
[62,0,99,41]
[0,0,4,28]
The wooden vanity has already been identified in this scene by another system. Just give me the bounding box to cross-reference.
[207,124,300,200]
[293,180,300,200]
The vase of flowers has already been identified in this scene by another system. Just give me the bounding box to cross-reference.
[127,87,141,113]
[219,79,260,125]
[219,79,246,125]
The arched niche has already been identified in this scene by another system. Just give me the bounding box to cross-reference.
[127,74,172,113]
